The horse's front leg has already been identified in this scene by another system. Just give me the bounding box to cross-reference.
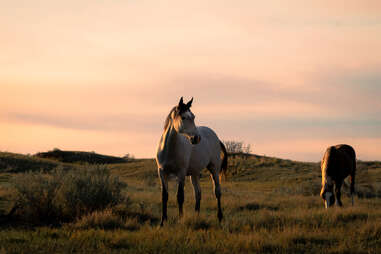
[159,169,168,226]
[335,181,343,207]
[177,172,186,218]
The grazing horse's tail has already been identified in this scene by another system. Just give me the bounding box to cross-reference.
[350,149,357,206]
[219,141,228,181]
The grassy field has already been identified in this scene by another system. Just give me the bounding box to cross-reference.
[0,151,381,253]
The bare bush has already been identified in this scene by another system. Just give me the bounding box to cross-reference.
[223,140,252,154]
[123,153,135,161]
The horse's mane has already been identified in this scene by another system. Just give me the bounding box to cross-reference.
[321,146,337,178]
[163,106,178,130]
[320,146,335,197]
[328,147,337,166]
[163,103,192,130]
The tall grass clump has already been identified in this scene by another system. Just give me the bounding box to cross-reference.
[11,165,126,223]
[55,166,126,219]
[70,209,141,231]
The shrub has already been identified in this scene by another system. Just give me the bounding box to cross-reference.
[55,166,126,219]
[11,170,64,222]
[11,165,126,223]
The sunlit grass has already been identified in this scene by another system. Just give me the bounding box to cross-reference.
[0,152,380,253]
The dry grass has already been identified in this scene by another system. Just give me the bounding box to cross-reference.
[0,152,380,253]
[71,209,141,231]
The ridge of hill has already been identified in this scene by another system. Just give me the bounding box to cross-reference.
[0,151,67,173]
[34,148,127,164]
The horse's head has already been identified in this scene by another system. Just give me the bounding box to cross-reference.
[320,181,335,208]
[171,97,201,145]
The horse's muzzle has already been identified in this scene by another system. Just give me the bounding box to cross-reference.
[190,135,201,145]
[324,192,335,208]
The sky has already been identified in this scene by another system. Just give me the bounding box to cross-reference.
[1,0,381,161]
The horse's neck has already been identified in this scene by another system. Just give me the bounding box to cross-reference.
[160,124,180,162]
[321,161,333,186]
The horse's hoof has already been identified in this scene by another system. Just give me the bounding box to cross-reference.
[218,212,223,222]
[160,217,167,227]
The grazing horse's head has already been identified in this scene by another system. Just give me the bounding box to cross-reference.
[320,177,335,208]
[170,97,201,145]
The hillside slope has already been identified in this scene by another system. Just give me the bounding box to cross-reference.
[35,149,127,164]
[0,152,65,173]
[2,151,380,192]
[1,151,381,253]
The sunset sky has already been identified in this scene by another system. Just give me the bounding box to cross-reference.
[1,0,380,161]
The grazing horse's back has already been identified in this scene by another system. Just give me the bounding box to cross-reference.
[337,144,356,170]
[322,145,355,179]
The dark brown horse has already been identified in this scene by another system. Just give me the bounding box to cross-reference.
[320,144,356,208]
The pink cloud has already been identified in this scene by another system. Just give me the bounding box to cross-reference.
[1,1,381,160]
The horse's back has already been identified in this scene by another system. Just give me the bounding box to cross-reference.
[323,144,356,179]
[189,126,222,170]
[199,125,219,140]
[198,126,221,151]
[335,144,356,162]
[335,144,356,173]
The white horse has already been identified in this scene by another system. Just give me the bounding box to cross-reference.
[156,97,228,226]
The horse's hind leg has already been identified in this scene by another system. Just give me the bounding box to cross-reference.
[209,169,223,222]
[350,171,356,206]
[191,174,201,213]
[159,169,168,226]
[177,173,186,218]
[335,181,343,207]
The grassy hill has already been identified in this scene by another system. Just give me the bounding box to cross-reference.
[0,151,381,253]
[0,151,70,173]
[34,148,127,164]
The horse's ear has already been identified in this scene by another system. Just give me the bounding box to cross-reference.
[186,97,193,109]
[178,97,184,107]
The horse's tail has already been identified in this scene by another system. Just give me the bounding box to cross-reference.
[350,148,356,206]
[219,141,228,181]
